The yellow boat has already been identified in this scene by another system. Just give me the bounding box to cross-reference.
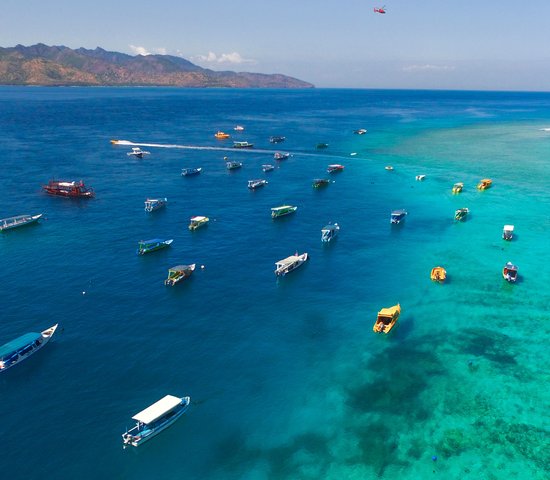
[430,266,447,283]
[373,303,401,334]
[477,178,492,190]
[452,182,463,194]
[188,216,209,231]
[214,131,230,139]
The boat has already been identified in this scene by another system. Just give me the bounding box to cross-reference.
[385,166,394,171]
[353,129,368,135]
[233,141,254,149]
[248,179,268,190]
[373,304,401,334]
[502,262,518,283]
[316,143,329,149]
[144,198,167,212]
[477,178,492,190]
[321,223,339,242]
[271,205,297,218]
[262,164,275,172]
[181,167,202,176]
[0,214,42,232]
[274,152,290,161]
[416,174,426,181]
[430,266,447,283]
[452,182,464,194]
[0,324,58,373]
[164,264,196,286]
[327,164,344,173]
[390,209,407,224]
[43,180,94,198]
[226,161,243,170]
[137,239,173,255]
[122,395,191,447]
[234,125,245,131]
[274,252,308,276]
[214,131,230,139]
[127,147,150,158]
[454,208,469,221]
[503,224,514,241]
[313,178,330,188]
[269,136,286,144]
[188,216,209,230]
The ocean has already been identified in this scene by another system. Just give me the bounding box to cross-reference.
[0,87,548,479]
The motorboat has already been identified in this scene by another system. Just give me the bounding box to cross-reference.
[164,264,196,286]
[248,179,268,190]
[214,131,230,139]
[430,266,447,283]
[313,178,330,188]
[188,216,209,230]
[452,182,464,194]
[269,136,286,144]
[373,304,401,334]
[316,143,329,149]
[43,180,94,198]
[127,147,150,158]
[137,239,173,255]
[122,395,191,447]
[327,164,344,173]
[415,174,426,181]
[503,225,514,241]
[385,166,394,171]
[0,214,42,232]
[144,198,167,212]
[274,152,290,161]
[262,164,275,172]
[321,223,339,243]
[477,179,492,190]
[274,252,308,276]
[502,262,518,283]
[353,129,367,135]
[181,167,202,176]
[234,125,245,131]
[271,205,297,218]
[233,141,254,149]
[226,161,243,170]
[454,208,469,221]
[390,209,407,224]
[0,324,58,373]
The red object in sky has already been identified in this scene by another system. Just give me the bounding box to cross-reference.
[374,5,386,14]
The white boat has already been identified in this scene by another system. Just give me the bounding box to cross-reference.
[262,164,275,172]
[391,209,407,224]
[248,179,268,190]
[415,174,426,181]
[181,167,202,176]
[271,205,297,218]
[122,395,191,447]
[144,198,167,212]
[0,324,58,372]
[226,161,243,170]
[503,225,514,241]
[321,223,339,242]
[127,147,150,158]
[274,252,308,276]
[0,214,42,232]
[234,125,245,131]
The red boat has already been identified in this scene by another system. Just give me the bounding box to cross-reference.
[43,180,94,198]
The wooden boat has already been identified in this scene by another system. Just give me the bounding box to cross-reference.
[502,262,518,283]
[248,179,268,190]
[137,239,173,255]
[353,129,367,135]
[274,152,290,161]
[415,174,426,181]
[321,223,339,243]
[262,164,275,172]
[122,395,191,447]
[43,180,94,198]
[452,182,464,194]
[164,264,196,286]
[269,136,286,144]
[271,205,297,218]
[0,324,58,373]
[477,178,492,190]
[144,198,167,212]
[233,141,254,149]
[430,266,447,283]
[390,209,407,224]
[274,252,308,276]
[226,161,243,170]
[214,131,230,139]
[454,208,469,221]
[313,178,330,188]
[327,164,344,173]
[503,225,514,241]
[188,216,209,230]
[316,143,329,149]
[181,167,202,176]
[0,214,42,232]
[127,147,150,158]
[373,304,401,334]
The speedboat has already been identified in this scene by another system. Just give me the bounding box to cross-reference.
[430,266,447,283]
[0,324,58,373]
[181,167,202,176]
[262,164,275,172]
[321,223,339,243]
[454,208,469,221]
[477,179,492,190]
[415,174,426,181]
[452,182,464,194]
[234,125,245,131]
[0,214,42,232]
[43,180,94,198]
[233,141,253,149]
[226,161,243,170]
[271,205,297,218]
[188,216,209,230]
[127,147,150,158]
[503,225,514,241]
[144,198,167,212]
[313,178,330,188]
[390,209,407,224]
[214,131,230,139]
[353,129,367,135]
[248,179,268,190]
[385,166,394,171]
[274,252,308,276]
[164,264,196,286]
[274,152,290,161]
[122,395,191,447]
[137,239,173,255]
[373,304,401,334]
[502,262,518,283]
[327,164,344,173]
[269,136,286,144]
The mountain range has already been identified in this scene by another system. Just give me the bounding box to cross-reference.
[0,44,314,88]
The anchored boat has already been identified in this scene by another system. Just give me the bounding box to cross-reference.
[269,136,286,144]
[274,152,290,161]
[214,131,230,139]
[316,143,329,149]
[321,223,339,243]
[452,182,464,194]
[137,239,173,255]
[327,164,344,173]
[454,208,469,221]
[271,205,297,218]
[390,209,407,224]
[248,179,268,190]
[0,214,42,232]
[373,304,401,334]
[122,395,191,447]
[477,178,492,190]
[503,225,514,241]
[430,266,447,283]
[353,128,368,135]
[502,262,518,283]
[164,264,196,286]
[313,178,330,188]
[43,180,94,198]
[226,161,243,170]
[188,216,209,231]
[262,164,275,172]
[144,198,167,212]
[416,174,426,181]
[233,141,254,149]
[274,252,308,276]
[181,167,202,176]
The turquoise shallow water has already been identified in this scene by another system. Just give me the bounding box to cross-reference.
[0,87,548,479]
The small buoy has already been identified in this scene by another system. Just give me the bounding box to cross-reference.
[432,456,438,462]
[82,291,86,295]
[200,265,205,269]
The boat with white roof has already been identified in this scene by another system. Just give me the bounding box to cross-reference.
[144,198,167,212]
[248,179,268,190]
[127,147,150,158]
[274,252,308,276]
[503,225,514,241]
[271,205,297,218]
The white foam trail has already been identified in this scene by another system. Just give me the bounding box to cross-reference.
[540,128,550,132]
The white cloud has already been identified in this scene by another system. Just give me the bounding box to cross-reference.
[129,45,167,56]
[192,51,255,65]
[402,64,456,72]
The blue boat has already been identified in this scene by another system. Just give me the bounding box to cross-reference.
[144,198,167,212]
[0,324,58,373]
[137,238,173,255]
[181,167,202,176]
[390,209,407,224]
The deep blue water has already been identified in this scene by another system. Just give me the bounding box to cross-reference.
[1,87,549,479]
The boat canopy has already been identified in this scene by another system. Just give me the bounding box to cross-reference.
[169,265,193,273]
[276,255,301,267]
[190,216,207,222]
[391,210,407,216]
[378,307,396,317]
[132,395,182,425]
[322,224,337,231]
[503,225,514,231]
[0,332,41,359]
[271,206,293,211]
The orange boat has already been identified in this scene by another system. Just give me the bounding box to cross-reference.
[477,178,492,190]
[373,304,401,334]
[430,266,447,283]
[214,131,230,139]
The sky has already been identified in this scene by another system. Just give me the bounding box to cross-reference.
[2,0,550,90]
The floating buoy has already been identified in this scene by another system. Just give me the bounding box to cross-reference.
[82,291,86,295]
[432,456,438,462]
[201,265,205,269]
